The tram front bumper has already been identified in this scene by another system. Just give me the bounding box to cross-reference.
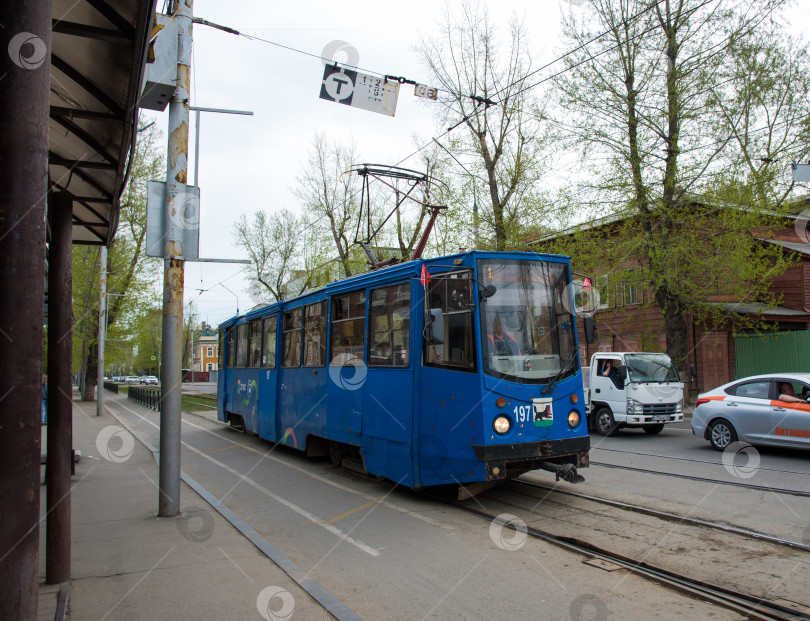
[471,436,590,481]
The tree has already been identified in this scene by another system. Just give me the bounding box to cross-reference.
[417,1,550,250]
[293,133,363,277]
[551,0,805,370]
[72,120,163,399]
[233,208,308,304]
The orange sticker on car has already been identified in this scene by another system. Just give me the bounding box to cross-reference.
[770,401,810,412]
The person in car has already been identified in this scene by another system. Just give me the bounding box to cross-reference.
[778,382,808,404]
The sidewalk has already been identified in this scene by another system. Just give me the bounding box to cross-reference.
[38,394,330,620]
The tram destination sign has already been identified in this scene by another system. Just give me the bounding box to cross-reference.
[319,65,400,117]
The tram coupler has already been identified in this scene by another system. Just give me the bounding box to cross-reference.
[538,461,585,484]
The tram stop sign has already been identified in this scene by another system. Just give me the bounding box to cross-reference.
[319,65,399,117]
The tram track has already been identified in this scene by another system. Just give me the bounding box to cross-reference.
[442,498,808,621]
[510,478,810,553]
[589,461,810,497]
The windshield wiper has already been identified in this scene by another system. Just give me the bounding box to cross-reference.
[541,347,578,395]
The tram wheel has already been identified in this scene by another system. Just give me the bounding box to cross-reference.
[594,407,617,437]
[328,441,344,466]
[642,424,665,435]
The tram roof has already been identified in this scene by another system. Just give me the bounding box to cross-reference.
[218,250,572,329]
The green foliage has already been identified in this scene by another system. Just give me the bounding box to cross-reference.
[72,120,163,393]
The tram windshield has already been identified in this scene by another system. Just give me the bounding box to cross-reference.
[478,258,578,384]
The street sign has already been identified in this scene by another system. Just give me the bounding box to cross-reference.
[319,65,399,117]
[145,181,200,259]
[151,356,157,360]
[414,83,438,100]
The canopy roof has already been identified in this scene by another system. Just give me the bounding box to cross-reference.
[50,0,156,246]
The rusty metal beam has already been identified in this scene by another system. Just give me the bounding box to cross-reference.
[49,116,119,166]
[49,155,117,170]
[51,20,132,45]
[51,54,125,118]
[50,106,122,122]
[46,191,73,585]
[0,0,52,616]
[84,0,135,37]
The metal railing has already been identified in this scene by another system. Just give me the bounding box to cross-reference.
[103,381,118,393]
[128,386,161,411]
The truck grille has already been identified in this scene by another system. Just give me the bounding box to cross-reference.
[642,403,677,415]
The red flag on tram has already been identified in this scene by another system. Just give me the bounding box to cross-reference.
[420,264,431,288]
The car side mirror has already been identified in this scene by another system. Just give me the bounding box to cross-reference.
[617,365,628,381]
[425,308,444,345]
[583,315,597,345]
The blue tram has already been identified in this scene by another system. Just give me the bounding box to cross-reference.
[217,250,593,492]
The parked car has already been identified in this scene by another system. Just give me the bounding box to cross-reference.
[145,376,159,385]
[126,376,140,383]
[691,373,810,451]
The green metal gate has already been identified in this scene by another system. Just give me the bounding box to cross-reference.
[734,331,810,378]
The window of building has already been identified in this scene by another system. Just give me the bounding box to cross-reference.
[330,290,366,364]
[207,346,213,357]
[236,323,248,367]
[369,283,411,367]
[623,267,639,306]
[248,319,262,368]
[303,301,327,367]
[282,308,302,368]
[262,316,277,369]
[207,363,213,371]
[423,271,475,370]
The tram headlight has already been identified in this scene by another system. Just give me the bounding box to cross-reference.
[493,416,510,435]
[567,410,580,428]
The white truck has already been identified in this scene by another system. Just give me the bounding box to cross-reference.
[584,352,685,436]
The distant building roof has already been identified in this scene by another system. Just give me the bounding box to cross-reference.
[709,302,810,317]
[754,238,810,256]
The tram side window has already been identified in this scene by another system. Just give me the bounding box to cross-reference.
[330,291,366,363]
[235,323,248,367]
[248,319,262,368]
[424,271,476,371]
[262,316,277,369]
[303,301,327,367]
[369,283,411,367]
[226,328,234,368]
[282,308,302,368]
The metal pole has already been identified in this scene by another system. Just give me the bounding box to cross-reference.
[159,0,193,517]
[0,1,52,616]
[97,247,107,416]
[46,192,73,584]
[191,324,195,383]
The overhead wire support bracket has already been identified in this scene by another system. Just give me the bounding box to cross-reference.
[347,163,448,268]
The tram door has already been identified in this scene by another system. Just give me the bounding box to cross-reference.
[361,283,415,484]
[257,315,279,441]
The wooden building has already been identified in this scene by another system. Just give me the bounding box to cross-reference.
[530,206,810,399]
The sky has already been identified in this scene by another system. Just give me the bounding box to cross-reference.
[146,0,810,328]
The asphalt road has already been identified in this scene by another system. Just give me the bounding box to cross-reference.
[101,393,804,620]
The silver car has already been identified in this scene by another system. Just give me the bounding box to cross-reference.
[691,373,810,451]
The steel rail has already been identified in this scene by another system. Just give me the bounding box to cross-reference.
[441,498,806,621]
[510,478,810,553]
[590,461,810,498]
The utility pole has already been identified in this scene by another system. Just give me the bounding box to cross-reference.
[97,247,107,416]
[159,0,193,517]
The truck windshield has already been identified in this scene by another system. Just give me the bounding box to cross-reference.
[624,353,680,383]
[478,258,577,384]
